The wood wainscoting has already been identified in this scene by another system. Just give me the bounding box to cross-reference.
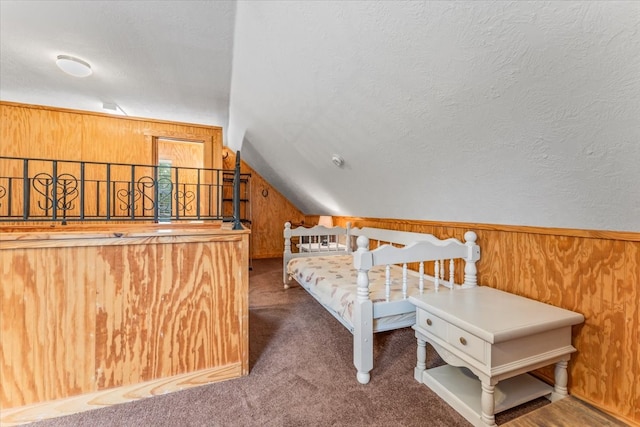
[327,216,639,427]
[0,223,249,425]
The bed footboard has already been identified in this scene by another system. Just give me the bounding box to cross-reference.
[351,231,480,384]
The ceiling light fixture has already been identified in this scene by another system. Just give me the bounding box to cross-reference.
[56,55,92,77]
[102,102,128,116]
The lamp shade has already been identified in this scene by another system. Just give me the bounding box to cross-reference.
[318,216,333,228]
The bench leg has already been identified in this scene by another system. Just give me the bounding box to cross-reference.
[414,336,426,382]
[481,381,497,426]
[551,359,570,401]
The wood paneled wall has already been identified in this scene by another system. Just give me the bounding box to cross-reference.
[326,216,639,426]
[0,102,300,256]
[0,102,223,224]
[0,224,249,416]
[223,148,305,259]
[0,102,222,168]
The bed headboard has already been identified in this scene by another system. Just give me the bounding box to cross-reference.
[284,222,352,252]
[283,221,353,287]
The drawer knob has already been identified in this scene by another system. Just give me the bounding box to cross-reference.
[426,318,432,326]
[459,337,467,345]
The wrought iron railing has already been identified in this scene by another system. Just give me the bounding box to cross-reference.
[0,155,246,225]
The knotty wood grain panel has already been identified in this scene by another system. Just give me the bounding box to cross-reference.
[93,234,249,389]
[334,216,639,426]
[0,246,97,406]
[623,241,639,423]
[1,225,249,411]
[0,241,20,406]
[0,105,83,160]
[94,244,121,389]
[81,115,150,164]
[156,139,204,168]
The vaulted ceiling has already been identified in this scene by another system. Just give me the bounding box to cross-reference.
[1,1,638,231]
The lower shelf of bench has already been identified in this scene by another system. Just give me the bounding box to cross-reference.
[422,365,553,426]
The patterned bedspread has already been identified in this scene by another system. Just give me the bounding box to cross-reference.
[287,255,436,330]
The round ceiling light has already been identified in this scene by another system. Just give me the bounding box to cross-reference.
[56,55,92,77]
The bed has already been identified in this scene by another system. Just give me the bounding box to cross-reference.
[283,222,481,384]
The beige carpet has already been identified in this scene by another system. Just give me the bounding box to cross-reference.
[30,258,548,427]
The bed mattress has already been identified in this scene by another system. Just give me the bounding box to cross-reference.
[287,255,438,331]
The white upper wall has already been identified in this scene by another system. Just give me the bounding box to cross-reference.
[228,1,640,232]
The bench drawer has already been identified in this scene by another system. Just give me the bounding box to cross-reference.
[447,323,486,363]
[416,309,447,341]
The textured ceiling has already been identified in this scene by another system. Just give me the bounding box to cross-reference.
[1,1,639,231]
[0,0,235,126]
[228,1,640,231]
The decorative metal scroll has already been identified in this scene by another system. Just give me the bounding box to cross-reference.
[116,186,141,214]
[176,188,195,215]
[0,185,6,207]
[116,176,183,217]
[32,173,79,218]
[115,176,155,215]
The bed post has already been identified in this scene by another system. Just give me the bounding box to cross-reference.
[283,222,292,289]
[353,235,373,384]
[462,231,481,288]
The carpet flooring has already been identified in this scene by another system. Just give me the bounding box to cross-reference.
[30,258,549,427]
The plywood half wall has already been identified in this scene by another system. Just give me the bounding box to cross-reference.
[319,216,639,426]
[0,224,250,425]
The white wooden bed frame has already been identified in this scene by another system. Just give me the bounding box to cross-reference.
[283,222,481,384]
